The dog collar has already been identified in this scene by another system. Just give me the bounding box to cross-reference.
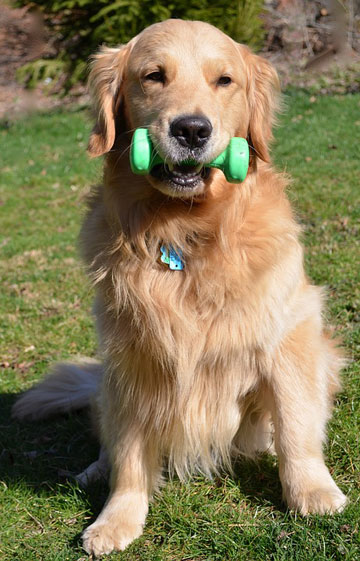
[160,245,184,270]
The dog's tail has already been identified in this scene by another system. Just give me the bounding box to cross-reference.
[12,359,102,421]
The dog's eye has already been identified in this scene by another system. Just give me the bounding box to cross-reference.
[217,76,232,87]
[144,71,165,83]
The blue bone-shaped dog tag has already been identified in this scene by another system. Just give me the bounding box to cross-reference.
[160,245,184,270]
[160,245,170,265]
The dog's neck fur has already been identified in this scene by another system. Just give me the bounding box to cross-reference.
[81,156,299,332]
[102,153,251,245]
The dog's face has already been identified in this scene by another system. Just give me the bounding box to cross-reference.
[87,20,279,198]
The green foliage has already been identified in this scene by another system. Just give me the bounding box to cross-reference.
[16,58,67,89]
[15,0,265,91]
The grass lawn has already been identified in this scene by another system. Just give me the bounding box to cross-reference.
[1,92,359,560]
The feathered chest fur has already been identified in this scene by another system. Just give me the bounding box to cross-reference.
[81,169,308,474]
[81,169,304,374]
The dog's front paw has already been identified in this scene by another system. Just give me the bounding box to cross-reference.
[82,519,143,556]
[286,485,347,515]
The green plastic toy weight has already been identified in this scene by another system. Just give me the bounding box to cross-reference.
[130,128,249,183]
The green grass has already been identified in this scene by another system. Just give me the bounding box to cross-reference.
[1,93,359,560]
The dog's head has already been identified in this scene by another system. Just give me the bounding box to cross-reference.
[87,20,279,198]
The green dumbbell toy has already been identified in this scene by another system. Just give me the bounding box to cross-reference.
[130,128,249,183]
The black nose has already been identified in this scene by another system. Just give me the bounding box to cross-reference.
[170,115,212,149]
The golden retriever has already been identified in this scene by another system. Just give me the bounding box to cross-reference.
[13,19,347,557]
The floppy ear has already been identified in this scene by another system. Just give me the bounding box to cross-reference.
[242,48,280,163]
[87,45,130,157]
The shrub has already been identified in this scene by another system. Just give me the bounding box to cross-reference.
[15,0,265,91]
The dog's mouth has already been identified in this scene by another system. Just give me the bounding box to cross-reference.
[151,162,211,190]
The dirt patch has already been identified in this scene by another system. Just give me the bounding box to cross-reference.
[0,3,88,120]
[262,0,360,90]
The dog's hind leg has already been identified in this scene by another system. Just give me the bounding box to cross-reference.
[233,391,275,458]
[75,446,109,487]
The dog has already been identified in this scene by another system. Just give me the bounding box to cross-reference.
[13,19,347,557]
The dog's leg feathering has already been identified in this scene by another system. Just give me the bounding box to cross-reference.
[268,320,347,515]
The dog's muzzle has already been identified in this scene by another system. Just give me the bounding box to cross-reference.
[150,115,212,189]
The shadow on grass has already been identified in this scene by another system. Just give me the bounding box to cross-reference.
[233,455,285,512]
[2,391,286,518]
[0,392,108,511]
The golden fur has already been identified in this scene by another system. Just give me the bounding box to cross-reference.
[13,20,346,556]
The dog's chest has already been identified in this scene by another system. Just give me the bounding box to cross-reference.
[120,256,286,364]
